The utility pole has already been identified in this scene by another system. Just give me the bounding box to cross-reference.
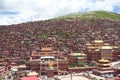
[70,72,75,80]
[71,72,72,80]
[31,16,33,22]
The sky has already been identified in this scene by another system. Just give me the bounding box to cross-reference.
[0,0,120,25]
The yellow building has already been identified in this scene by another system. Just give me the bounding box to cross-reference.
[85,40,119,64]
[68,52,87,67]
[93,59,114,75]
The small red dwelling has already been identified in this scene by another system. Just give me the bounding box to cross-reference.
[0,66,6,73]
[20,76,40,80]
[115,77,120,80]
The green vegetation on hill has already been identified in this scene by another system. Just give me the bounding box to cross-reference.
[56,11,120,21]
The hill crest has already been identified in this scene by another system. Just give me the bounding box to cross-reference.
[55,10,120,21]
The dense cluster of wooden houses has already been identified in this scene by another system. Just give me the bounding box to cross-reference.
[0,19,120,79]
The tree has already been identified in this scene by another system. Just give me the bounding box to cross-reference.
[77,62,85,67]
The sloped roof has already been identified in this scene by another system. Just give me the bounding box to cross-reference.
[101,46,112,49]
[98,59,110,63]
[70,53,86,57]
[41,47,53,51]
[93,40,104,43]
[27,71,38,76]
[20,76,39,80]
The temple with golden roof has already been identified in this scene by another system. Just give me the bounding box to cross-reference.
[29,46,68,77]
[67,52,87,67]
[92,59,114,75]
[85,40,119,64]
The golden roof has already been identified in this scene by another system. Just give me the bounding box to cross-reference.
[98,59,110,63]
[104,43,110,46]
[41,47,53,51]
[27,71,38,76]
[112,46,119,49]
[101,46,112,49]
[70,53,86,57]
[93,40,104,43]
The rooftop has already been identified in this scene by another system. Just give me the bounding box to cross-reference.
[104,43,110,46]
[101,46,112,49]
[20,76,39,80]
[94,69,114,74]
[41,56,55,59]
[93,40,104,43]
[27,71,38,76]
[98,59,110,63]
[41,47,53,51]
[70,53,86,57]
